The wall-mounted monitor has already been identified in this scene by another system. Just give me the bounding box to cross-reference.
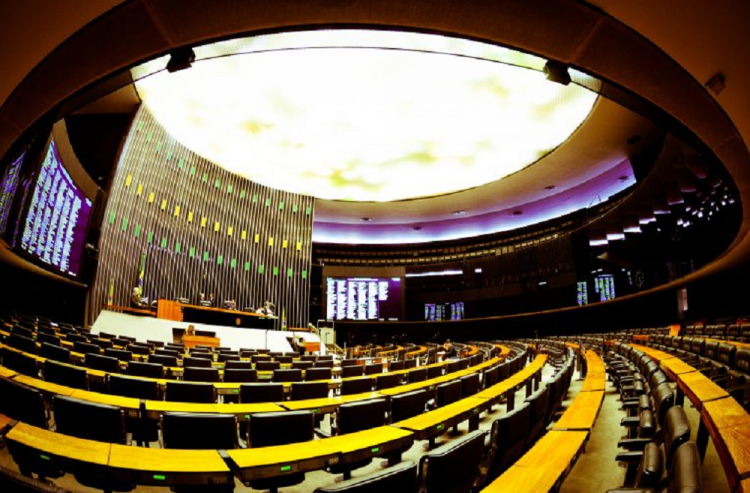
[325,276,402,321]
[0,151,25,237]
[576,281,588,306]
[19,139,92,279]
[424,302,465,321]
[594,274,615,302]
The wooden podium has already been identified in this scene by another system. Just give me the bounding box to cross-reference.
[183,334,220,348]
[157,300,183,321]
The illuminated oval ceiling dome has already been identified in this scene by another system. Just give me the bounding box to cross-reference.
[134,30,599,202]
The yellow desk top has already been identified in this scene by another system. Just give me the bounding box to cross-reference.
[144,400,284,416]
[0,365,17,378]
[476,379,518,400]
[6,422,111,465]
[69,389,140,410]
[109,444,230,473]
[212,402,286,417]
[629,344,674,361]
[13,374,77,397]
[580,371,606,392]
[392,397,487,433]
[483,430,588,492]
[228,425,411,469]
[0,413,13,433]
[660,357,697,377]
[678,371,730,407]
[280,392,383,412]
[553,391,604,430]
[702,398,750,490]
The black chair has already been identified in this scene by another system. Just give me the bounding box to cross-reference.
[291,381,329,400]
[225,360,254,369]
[404,359,417,370]
[85,353,121,373]
[161,412,238,449]
[128,361,164,378]
[8,334,37,355]
[273,368,303,382]
[92,338,113,350]
[1,347,38,377]
[390,389,428,422]
[302,355,319,363]
[389,361,405,372]
[53,395,126,443]
[166,381,215,403]
[240,383,285,403]
[148,354,178,367]
[157,348,181,358]
[147,339,164,348]
[306,367,332,381]
[218,353,240,363]
[486,401,532,479]
[104,348,133,362]
[315,360,335,369]
[436,380,462,408]
[183,366,220,382]
[458,359,470,370]
[376,373,402,390]
[314,461,418,493]
[256,361,281,372]
[44,360,88,390]
[329,399,389,479]
[525,386,551,445]
[247,411,314,493]
[341,378,374,395]
[446,361,460,374]
[11,326,34,339]
[73,341,101,356]
[128,344,150,357]
[224,368,258,383]
[184,356,212,368]
[460,373,481,397]
[109,374,161,400]
[428,366,443,379]
[275,355,293,364]
[342,365,364,378]
[39,342,71,364]
[365,363,384,375]
[292,360,314,370]
[408,368,428,383]
[419,430,486,493]
[0,377,47,428]
[36,333,61,347]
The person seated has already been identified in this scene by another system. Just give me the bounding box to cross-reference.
[256,300,276,317]
[131,287,148,308]
[198,293,213,307]
[443,339,455,358]
[223,300,237,310]
[290,335,306,354]
[185,325,196,337]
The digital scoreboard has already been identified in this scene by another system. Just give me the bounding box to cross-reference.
[325,277,402,321]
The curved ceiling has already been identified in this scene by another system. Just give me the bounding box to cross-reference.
[134,30,599,203]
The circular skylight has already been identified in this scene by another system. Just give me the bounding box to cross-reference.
[135,30,599,202]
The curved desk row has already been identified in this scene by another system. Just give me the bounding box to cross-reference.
[630,343,750,493]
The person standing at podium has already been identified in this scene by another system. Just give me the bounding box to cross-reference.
[256,300,275,317]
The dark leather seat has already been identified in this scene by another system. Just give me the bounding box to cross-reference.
[161,412,237,449]
[44,360,88,390]
[166,381,215,403]
[183,366,220,382]
[273,368,302,382]
[460,373,480,397]
[240,383,284,403]
[436,380,462,408]
[306,367,332,381]
[408,368,428,383]
[486,401,531,478]
[0,377,47,428]
[418,430,486,493]
[225,360,253,369]
[183,356,212,368]
[328,399,388,479]
[390,389,428,422]
[128,361,164,378]
[291,381,329,400]
[86,353,121,373]
[40,342,71,364]
[223,368,258,383]
[341,378,373,395]
[256,360,281,371]
[342,365,364,378]
[376,373,402,390]
[314,461,417,493]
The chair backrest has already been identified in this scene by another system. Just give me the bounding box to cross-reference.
[128,345,150,356]
[302,355,318,362]
[489,401,531,471]
[653,382,675,426]
[249,411,314,447]
[11,326,34,339]
[419,430,486,493]
[460,373,480,397]
[343,365,364,378]
[427,366,443,379]
[1,347,39,377]
[85,353,121,373]
[390,389,428,422]
[526,386,551,425]
[166,381,215,403]
[337,398,388,434]
[458,359,470,370]
[717,343,737,366]
[9,334,37,355]
[183,366,220,382]
[225,360,254,369]
[690,338,706,355]
[389,360,405,371]
[53,395,126,444]
[107,371,160,399]
[365,363,384,375]
[484,366,499,388]
[704,340,720,359]
[315,360,334,369]
[148,354,178,367]
[663,406,691,466]
[40,342,71,364]
[256,361,281,371]
[341,377,374,396]
[436,380,462,407]
[404,359,417,369]
[0,377,47,428]
[312,460,418,493]
[668,442,703,493]
[291,381,329,400]
[93,338,113,350]
[37,333,61,347]
[735,348,750,374]
[223,368,258,383]
[44,360,88,390]
[292,361,314,370]
[376,373,402,390]
[104,348,133,362]
[162,412,238,449]
[446,361,460,374]
[633,442,664,488]
[408,368,428,383]
[128,360,164,378]
[183,356,212,368]
[275,355,293,364]
[306,367,332,381]
[156,348,180,358]
[240,383,284,403]
[74,341,101,356]
[273,368,303,382]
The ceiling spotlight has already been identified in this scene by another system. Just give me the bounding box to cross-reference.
[627,135,642,145]
[166,47,196,73]
[543,185,557,191]
[413,226,423,231]
[452,210,466,216]
[360,217,372,222]
[512,210,523,216]
[705,72,726,95]
[618,175,629,182]
[543,60,571,86]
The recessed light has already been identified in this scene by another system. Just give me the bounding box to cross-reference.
[360,217,372,222]
[618,175,629,182]
[512,210,523,216]
[452,210,466,216]
[543,185,557,191]
[413,226,423,231]
[627,134,642,145]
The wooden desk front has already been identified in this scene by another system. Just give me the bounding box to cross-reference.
[701,398,750,492]
[183,334,221,348]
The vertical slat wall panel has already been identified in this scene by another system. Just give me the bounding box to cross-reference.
[89,106,314,328]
